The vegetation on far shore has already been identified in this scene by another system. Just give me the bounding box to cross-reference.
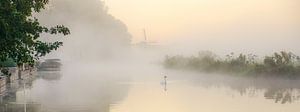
[164,51,300,78]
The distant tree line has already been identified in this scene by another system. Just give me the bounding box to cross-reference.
[164,51,300,78]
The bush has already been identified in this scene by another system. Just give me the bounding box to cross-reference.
[163,51,300,78]
[0,58,17,67]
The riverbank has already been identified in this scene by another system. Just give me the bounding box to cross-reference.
[0,67,37,95]
[163,51,300,78]
[0,67,38,111]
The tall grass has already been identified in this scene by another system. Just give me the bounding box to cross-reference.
[164,51,300,78]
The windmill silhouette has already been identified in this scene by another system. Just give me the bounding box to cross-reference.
[136,28,158,47]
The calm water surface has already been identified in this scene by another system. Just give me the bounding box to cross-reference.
[9,64,300,112]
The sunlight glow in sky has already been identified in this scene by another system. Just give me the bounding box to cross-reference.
[106,0,300,43]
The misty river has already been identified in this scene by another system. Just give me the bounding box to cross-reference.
[1,0,299,111]
[3,61,300,112]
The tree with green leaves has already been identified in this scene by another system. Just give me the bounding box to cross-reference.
[0,0,70,67]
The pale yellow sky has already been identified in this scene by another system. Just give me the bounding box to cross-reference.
[106,0,300,43]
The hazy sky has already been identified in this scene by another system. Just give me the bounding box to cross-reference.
[106,0,300,43]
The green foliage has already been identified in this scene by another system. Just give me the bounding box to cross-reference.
[0,58,16,67]
[0,0,70,65]
[164,51,300,78]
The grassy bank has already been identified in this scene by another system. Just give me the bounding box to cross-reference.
[164,51,300,78]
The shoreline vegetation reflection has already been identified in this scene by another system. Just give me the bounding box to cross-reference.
[182,72,300,104]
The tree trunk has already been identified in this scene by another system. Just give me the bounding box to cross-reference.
[18,64,22,79]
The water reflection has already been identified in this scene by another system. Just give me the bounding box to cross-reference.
[37,71,62,81]
[185,73,300,104]
[110,71,300,112]
[2,66,300,112]
[1,65,130,112]
[264,88,300,104]
[0,75,39,112]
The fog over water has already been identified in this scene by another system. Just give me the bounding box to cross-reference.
[8,0,300,112]
[27,0,169,111]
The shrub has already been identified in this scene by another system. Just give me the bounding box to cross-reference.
[163,51,300,78]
